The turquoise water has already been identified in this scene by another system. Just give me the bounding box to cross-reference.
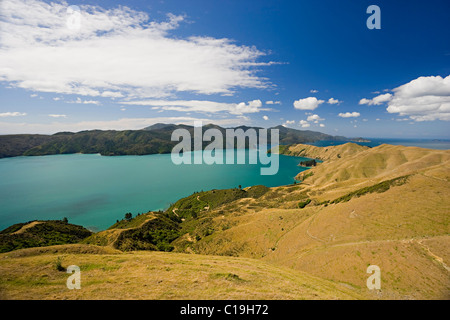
[0,150,308,231]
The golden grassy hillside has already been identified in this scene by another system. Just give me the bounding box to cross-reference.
[0,244,361,300]
[277,142,369,161]
[296,144,450,189]
[176,143,450,299]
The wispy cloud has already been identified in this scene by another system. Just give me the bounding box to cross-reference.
[0,0,274,99]
[0,112,27,117]
[66,97,100,105]
[122,99,270,115]
[338,112,360,118]
[48,114,67,118]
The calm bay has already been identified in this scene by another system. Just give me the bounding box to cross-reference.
[0,150,308,231]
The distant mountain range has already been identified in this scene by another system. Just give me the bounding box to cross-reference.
[0,123,369,158]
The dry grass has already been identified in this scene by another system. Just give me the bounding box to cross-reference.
[178,144,450,299]
[279,238,450,300]
[0,247,362,300]
[277,142,369,161]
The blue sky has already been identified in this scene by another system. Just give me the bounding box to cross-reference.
[0,0,449,138]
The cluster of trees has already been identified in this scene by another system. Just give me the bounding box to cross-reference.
[125,213,133,221]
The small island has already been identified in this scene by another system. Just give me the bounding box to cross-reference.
[298,159,317,167]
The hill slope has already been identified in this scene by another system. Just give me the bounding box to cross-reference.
[171,143,450,299]
[0,245,362,300]
[0,124,361,158]
[83,212,180,252]
[275,142,369,161]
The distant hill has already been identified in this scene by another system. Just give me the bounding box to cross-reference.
[0,123,364,159]
[0,134,63,158]
[144,123,174,130]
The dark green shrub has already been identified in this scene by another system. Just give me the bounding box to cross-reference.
[298,199,311,209]
[54,256,65,272]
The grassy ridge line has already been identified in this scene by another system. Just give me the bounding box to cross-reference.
[294,143,450,188]
[273,142,369,161]
[328,175,410,204]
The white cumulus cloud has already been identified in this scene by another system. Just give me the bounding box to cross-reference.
[359,93,392,106]
[327,98,341,104]
[306,114,324,123]
[386,75,450,121]
[299,120,310,128]
[293,97,324,110]
[283,120,295,127]
[0,0,273,99]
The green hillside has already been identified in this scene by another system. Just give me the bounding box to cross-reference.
[0,124,359,159]
[0,220,92,253]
